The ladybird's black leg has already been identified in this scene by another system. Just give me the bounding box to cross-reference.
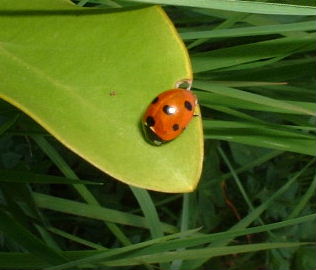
[193,105,199,117]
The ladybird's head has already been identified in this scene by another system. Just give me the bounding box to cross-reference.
[142,124,164,146]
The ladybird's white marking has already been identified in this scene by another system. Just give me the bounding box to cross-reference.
[153,140,162,145]
[167,106,177,114]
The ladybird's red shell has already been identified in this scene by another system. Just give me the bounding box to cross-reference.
[143,88,197,144]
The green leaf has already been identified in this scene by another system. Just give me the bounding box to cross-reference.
[0,0,203,192]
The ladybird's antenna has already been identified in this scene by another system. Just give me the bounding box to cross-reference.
[175,79,192,90]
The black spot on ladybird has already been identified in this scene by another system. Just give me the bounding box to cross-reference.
[146,116,155,127]
[163,105,176,115]
[184,101,193,111]
[172,124,179,131]
[151,97,159,104]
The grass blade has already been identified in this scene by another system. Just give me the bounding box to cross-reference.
[0,215,314,269]
[191,34,315,73]
[124,0,316,15]
[33,192,177,233]
[47,227,106,250]
[181,21,316,40]
[170,193,191,270]
[203,120,315,139]
[0,169,101,184]
[44,229,200,270]
[218,150,282,183]
[288,174,316,219]
[195,82,315,116]
[197,91,315,115]
[0,210,67,265]
[0,113,19,135]
[183,159,314,269]
[204,128,315,156]
[130,186,164,238]
[102,242,310,266]
[32,135,131,246]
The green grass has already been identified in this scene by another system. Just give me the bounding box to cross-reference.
[0,0,315,270]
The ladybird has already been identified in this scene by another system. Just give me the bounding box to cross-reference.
[142,88,197,145]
